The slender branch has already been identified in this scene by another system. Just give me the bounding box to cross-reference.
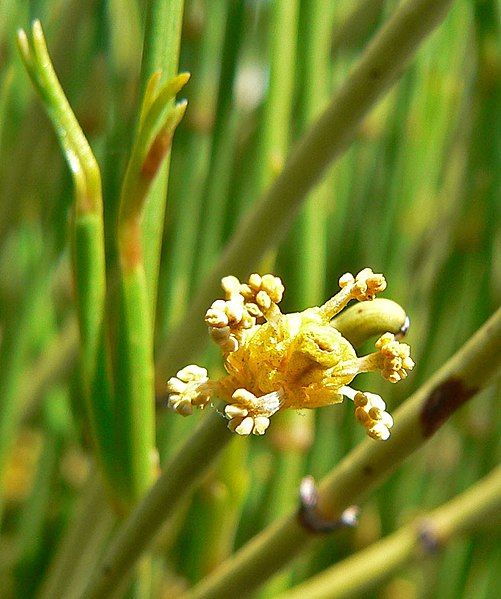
[16,21,118,495]
[17,20,101,215]
[276,466,501,599]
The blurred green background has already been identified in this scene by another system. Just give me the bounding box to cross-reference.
[0,0,499,597]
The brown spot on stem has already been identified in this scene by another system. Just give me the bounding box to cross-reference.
[75,195,96,216]
[362,464,374,476]
[420,378,478,438]
[141,131,172,179]
[120,220,142,270]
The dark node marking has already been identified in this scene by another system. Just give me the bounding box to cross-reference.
[420,378,478,438]
[396,316,410,339]
[297,476,359,534]
[417,520,441,554]
[368,68,382,80]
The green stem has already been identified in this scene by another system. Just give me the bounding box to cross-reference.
[17,21,101,214]
[276,466,501,599]
[156,0,455,384]
[39,475,115,599]
[256,0,300,192]
[193,0,246,282]
[113,264,156,507]
[114,74,187,508]
[139,0,185,316]
[182,308,501,599]
[17,21,116,494]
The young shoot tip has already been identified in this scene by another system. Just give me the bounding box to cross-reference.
[17,27,32,51]
[169,72,191,97]
[146,70,162,96]
[174,98,188,117]
[178,71,191,86]
[31,18,44,39]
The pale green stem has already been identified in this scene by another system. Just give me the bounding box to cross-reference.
[156,0,455,384]
[80,411,231,599]
[39,475,115,599]
[276,466,501,599]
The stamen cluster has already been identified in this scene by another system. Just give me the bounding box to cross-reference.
[166,269,414,441]
[166,365,211,416]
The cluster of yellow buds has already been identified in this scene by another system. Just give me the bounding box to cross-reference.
[205,274,284,354]
[374,333,414,383]
[167,268,414,441]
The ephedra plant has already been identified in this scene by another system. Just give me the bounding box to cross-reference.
[0,0,499,598]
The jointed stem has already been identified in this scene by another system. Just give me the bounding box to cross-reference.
[277,466,501,599]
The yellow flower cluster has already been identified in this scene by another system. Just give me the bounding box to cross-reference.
[166,269,414,441]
